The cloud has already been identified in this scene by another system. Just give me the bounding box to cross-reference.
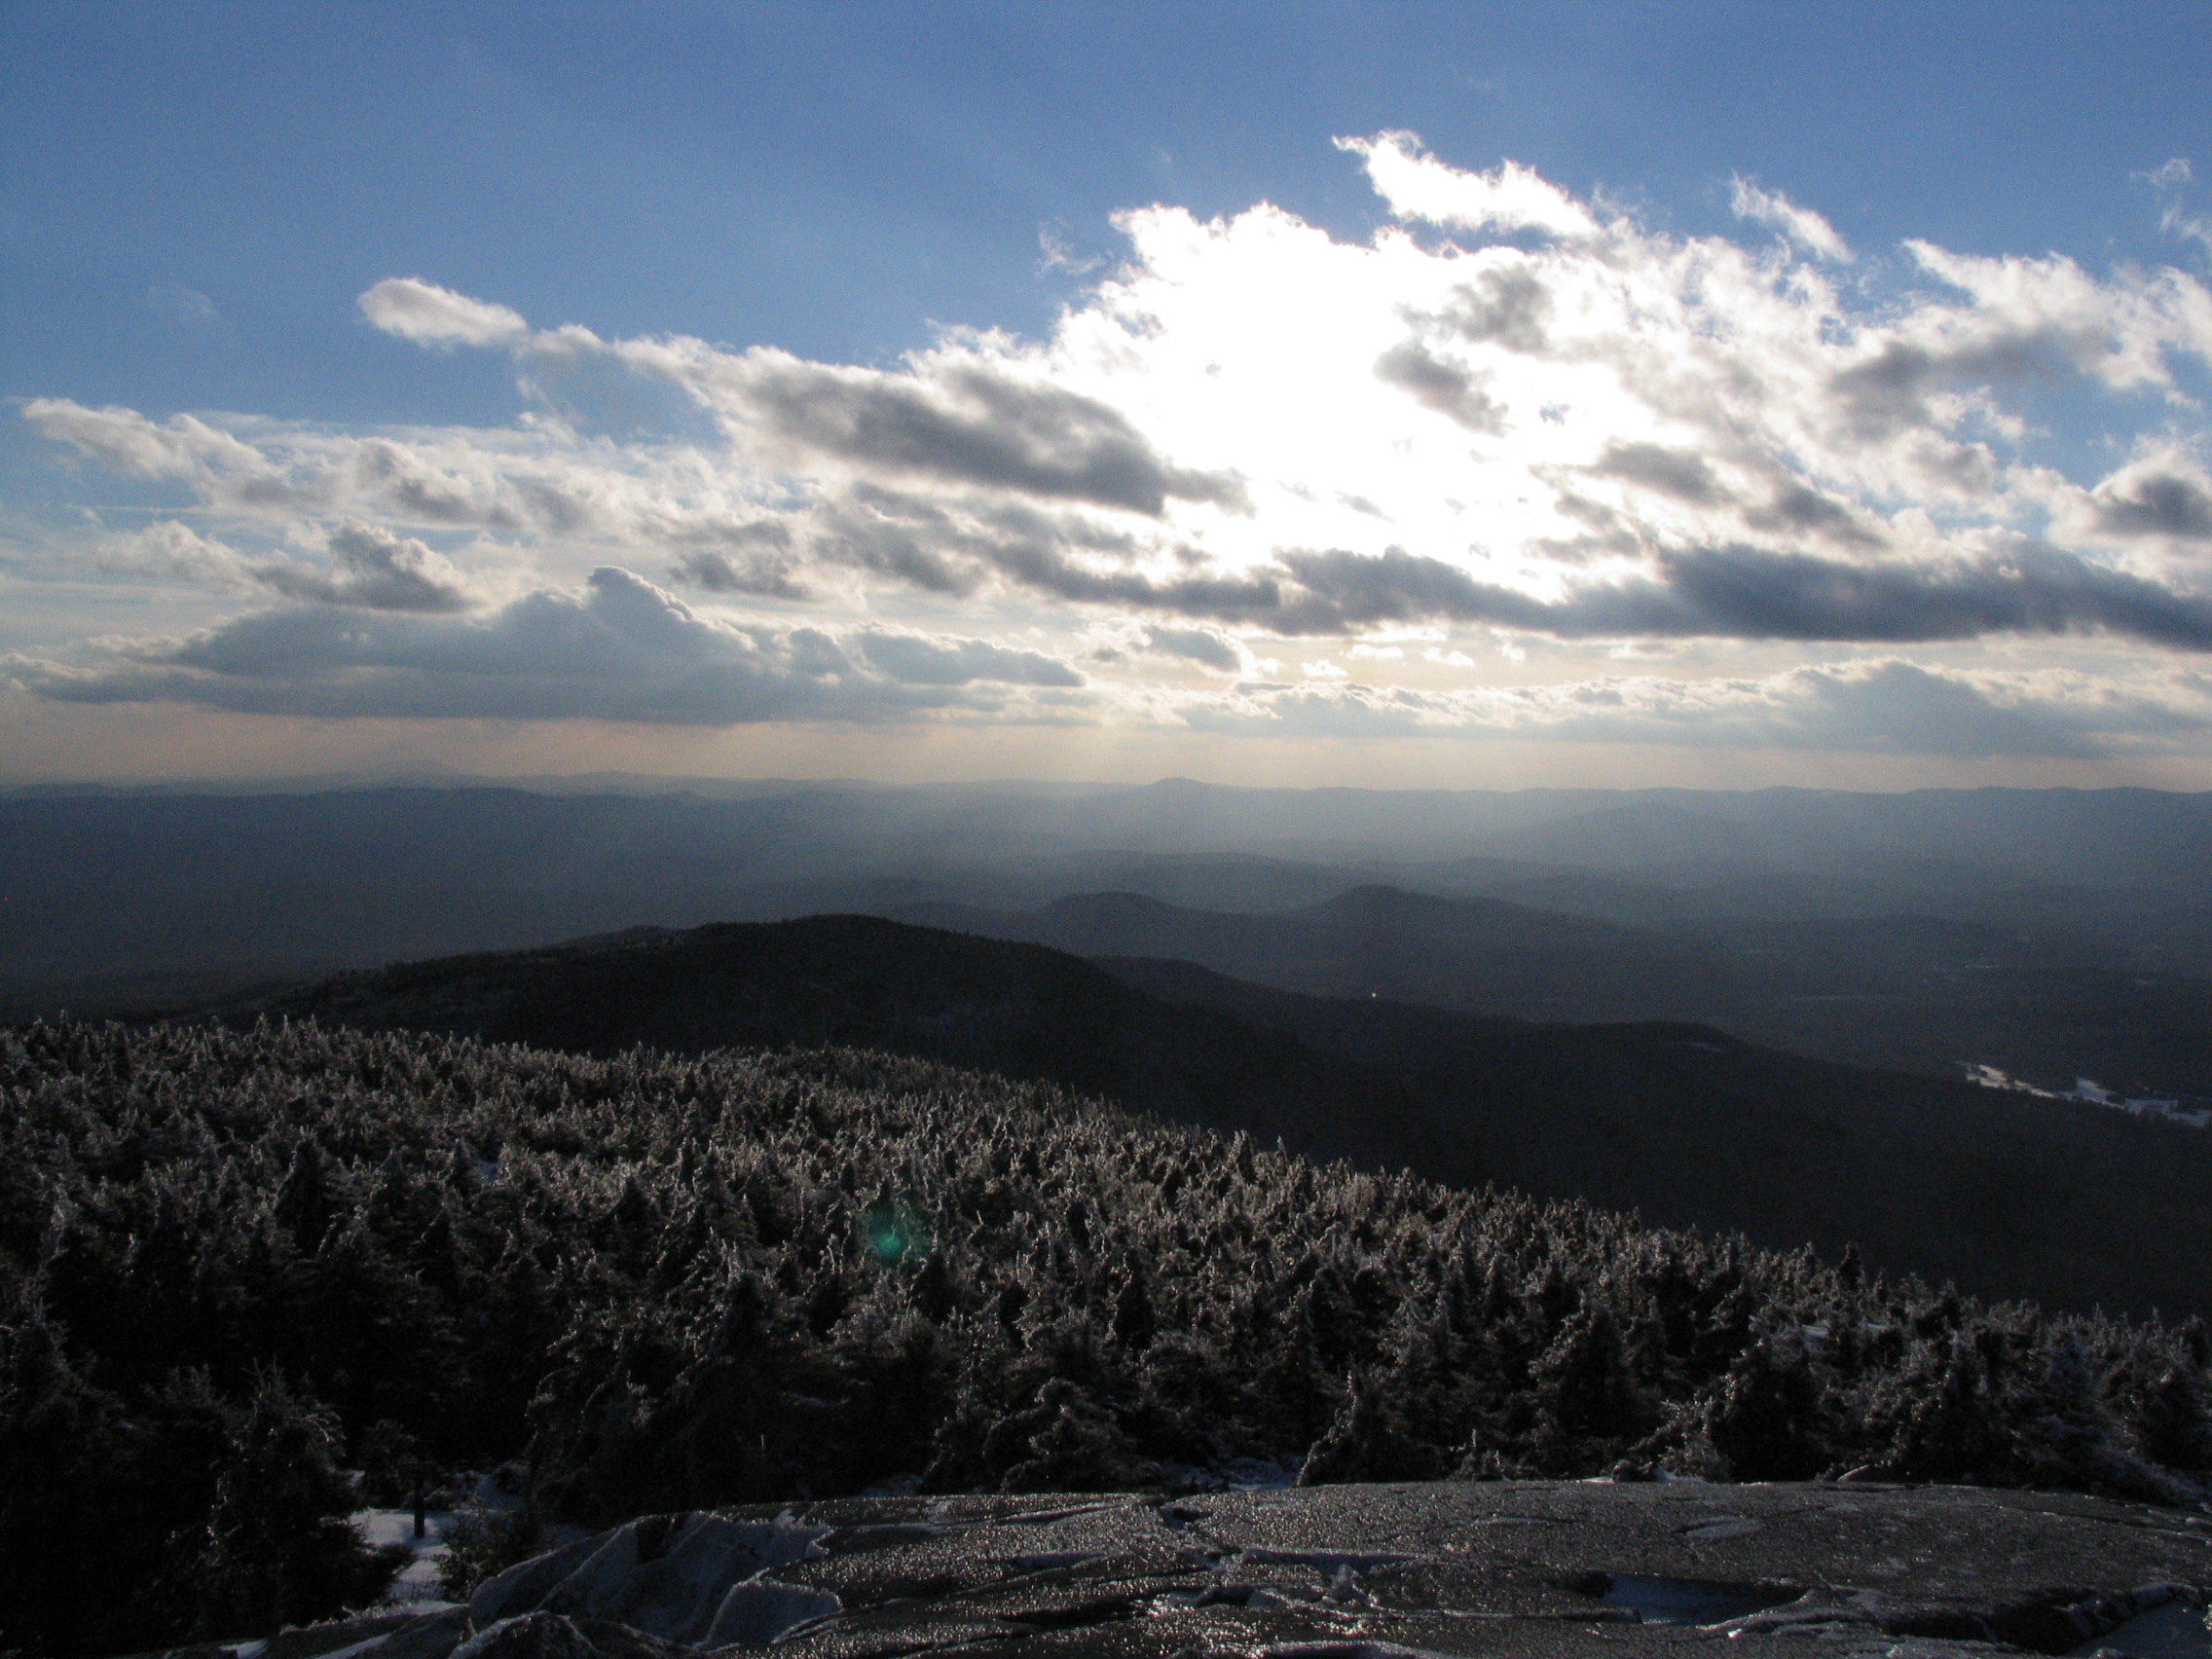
[2144,157,2212,258]
[9,568,1092,725]
[1248,541,2212,648]
[1373,341,1506,431]
[144,284,219,325]
[37,517,480,612]
[2090,461,2212,541]
[1140,624,1242,673]
[685,350,1250,517]
[16,559,2212,761]
[689,487,2212,650]
[1037,222,1103,276]
[1743,483,1882,546]
[80,521,256,586]
[247,521,478,611]
[1729,176,1852,262]
[24,398,276,484]
[666,520,809,598]
[1433,266,1552,352]
[359,277,530,348]
[1894,240,2212,395]
[1588,441,1728,504]
[1646,542,2212,646]
[1338,131,1602,239]
[19,133,2212,761]
[857,630,1084,687]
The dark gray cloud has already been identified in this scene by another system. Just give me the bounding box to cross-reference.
[1828,342,1958,440]
[1643,542,2212,646]
[1521,660,2118,756]
[354,440,524,530]
[808,485,1280,618]
[1373,342,1506,432]
[795,472,2212,649]
[2094,471,2212,539]
[1826,335,2060,441]
[13,568,1091,724]
[1258,542,2212,647]
[972,535,1288,622]
[1777,660,2118,757]
[734,355,1249,517]
[1438,267,1552,352]
[249,522,477,612]
[667,520,808,598]
[810,490,986,596]
[1589,441,1728,504]
[1744,483,1883,546]
[1266,547,1541,632]
[1533,494,1644,563]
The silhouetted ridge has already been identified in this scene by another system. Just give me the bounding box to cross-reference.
[234,913,1452,1176]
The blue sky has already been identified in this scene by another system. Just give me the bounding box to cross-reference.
[5,2,2212,788]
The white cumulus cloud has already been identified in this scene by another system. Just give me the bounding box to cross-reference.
[360,277,531,348]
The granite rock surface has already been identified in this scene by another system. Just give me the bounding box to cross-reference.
[134,1481,2212,1659]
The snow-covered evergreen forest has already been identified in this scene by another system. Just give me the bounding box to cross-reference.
[4,1018,2209,1658]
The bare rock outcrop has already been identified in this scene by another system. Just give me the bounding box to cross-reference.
[130,1480,2212,1659]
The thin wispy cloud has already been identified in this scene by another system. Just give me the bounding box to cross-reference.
[2144,157,2212,259]
[1729,176,1853,262]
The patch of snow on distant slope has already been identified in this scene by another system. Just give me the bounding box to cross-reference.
[1957,1062,2211,1127]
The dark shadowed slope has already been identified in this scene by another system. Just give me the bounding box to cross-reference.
[229,915,1455,1178]
[218,915,2212,1319]
[1104,957,2212,1321]
[903,886,2212,1098]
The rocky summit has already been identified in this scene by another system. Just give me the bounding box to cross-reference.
[132,1480,2211,1659]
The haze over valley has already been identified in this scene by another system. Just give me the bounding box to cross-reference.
[10,778,2210,1104]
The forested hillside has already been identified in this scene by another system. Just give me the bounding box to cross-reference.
[230,916,2212,1318]
[5,1019,2209,1658]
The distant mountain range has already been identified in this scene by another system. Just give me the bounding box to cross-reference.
[217,912,2212,1321]
[6,779,2210,1096]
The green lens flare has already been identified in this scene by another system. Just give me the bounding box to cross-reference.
[861,1198,929,1266]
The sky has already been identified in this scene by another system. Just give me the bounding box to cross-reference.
[5,0,2212,791]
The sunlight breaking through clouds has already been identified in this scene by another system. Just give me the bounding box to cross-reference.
[16,134,2212,763]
